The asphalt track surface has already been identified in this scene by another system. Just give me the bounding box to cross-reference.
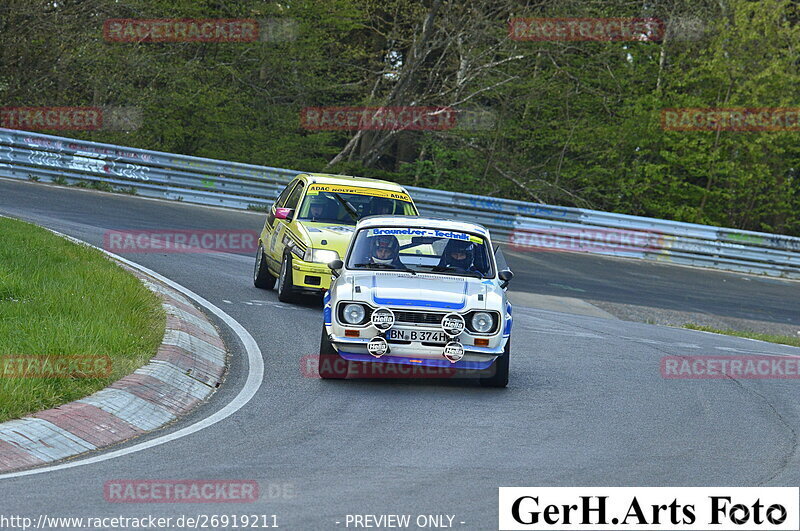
[0,178,799,529]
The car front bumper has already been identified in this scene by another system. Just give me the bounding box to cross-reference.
[291,259,332,291]
[328,332,506,370]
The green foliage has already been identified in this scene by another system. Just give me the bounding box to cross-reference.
[683,324,800,348]
[1,0,798,234]
[0,218,164,421]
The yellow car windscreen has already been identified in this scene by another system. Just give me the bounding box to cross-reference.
[298,188,416,224]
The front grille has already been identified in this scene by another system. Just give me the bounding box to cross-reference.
[393,311,445,326]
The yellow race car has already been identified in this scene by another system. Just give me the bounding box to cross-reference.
[253,173,419,302]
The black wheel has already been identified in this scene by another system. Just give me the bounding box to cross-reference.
[480,339,509,388]
[318,325,348,379]
[253,243,276,289]
[276,253,297,303]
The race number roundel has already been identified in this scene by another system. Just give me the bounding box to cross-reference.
[371,307,395,331]
[441,313,465,337]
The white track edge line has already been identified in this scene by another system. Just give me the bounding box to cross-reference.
[0,223,264,480]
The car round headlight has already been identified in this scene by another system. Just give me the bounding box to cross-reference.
[471,312,494,333]
[343,304,366,324]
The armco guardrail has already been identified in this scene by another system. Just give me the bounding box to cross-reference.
[1,128,799,279]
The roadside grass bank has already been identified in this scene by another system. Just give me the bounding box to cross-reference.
[683,324,800,349]
[0,217,164,422]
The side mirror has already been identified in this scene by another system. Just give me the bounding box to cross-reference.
[499,269,513,289]
[328,259,343,278]
[274,207,293,220]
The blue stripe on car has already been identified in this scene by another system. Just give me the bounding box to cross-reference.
[323,291,332,325]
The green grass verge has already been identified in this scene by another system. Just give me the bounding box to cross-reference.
[0,217,165,422]
[683,324,800,348]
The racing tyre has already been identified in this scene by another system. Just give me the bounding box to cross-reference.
[318,325,348,379]
[277,253,297,303]
[253,243,276,289]
[479,339,509,388]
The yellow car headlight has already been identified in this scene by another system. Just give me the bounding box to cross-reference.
[304,248,340,264]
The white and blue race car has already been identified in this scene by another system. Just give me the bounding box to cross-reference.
[319,216,513,387]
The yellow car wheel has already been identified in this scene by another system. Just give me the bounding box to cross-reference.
[277,253,297,303]
[253,243,276,289]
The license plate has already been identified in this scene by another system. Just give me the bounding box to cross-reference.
[386,329,447,343]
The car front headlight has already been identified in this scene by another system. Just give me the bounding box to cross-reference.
[343,303,366,325]
[471,312,494,333]
[305,248,340,264]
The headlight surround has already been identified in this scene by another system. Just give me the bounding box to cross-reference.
[342,303,367,325]
[469,311,496,334]
[305,248,340,264]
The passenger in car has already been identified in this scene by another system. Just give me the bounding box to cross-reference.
[440,240,484,274]
[367,197,396,216]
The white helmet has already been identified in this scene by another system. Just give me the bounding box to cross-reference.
[370,235,399,265]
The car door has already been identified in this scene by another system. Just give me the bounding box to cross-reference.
[265,180,300,264]
[268,180,306,264]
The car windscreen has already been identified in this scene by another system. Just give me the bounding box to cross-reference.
[297,189,415,225]
[346,226,494,278]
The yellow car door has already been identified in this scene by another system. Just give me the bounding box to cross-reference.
[263,179,301,271]
[267,179,306,269]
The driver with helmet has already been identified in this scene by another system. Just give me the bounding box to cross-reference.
[369,235,404,268]
[308,196,333,221]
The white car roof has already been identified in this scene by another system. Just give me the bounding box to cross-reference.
[356,215,489,236]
